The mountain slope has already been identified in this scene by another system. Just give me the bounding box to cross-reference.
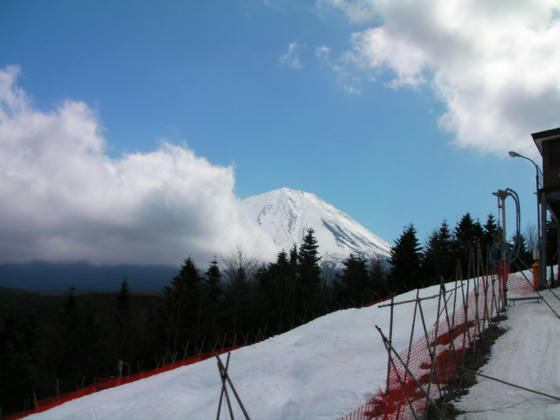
[240,188,391,263]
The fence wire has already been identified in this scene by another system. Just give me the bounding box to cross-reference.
[339,264,536,420]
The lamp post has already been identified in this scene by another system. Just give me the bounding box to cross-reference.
[508,150,543,252]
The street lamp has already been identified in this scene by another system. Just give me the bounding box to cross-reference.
[508,151,543,187]
[508,150,543,255]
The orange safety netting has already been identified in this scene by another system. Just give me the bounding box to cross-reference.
[4,272,537,420]
[3,345,243,420]
[339,270,535,420]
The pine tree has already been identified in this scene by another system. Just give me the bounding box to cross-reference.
[162,257,203,355]
[59,285,78,329]
[55,285,101,391]
[369,257,388,299]
[297,228,322,319]
[336,253,370,307]
[117,278,131,313]
[201,259,221,342]
[453,213,483,276]
[287,246,300,322]
[454,213,483,248]
[389,224,423,293]
[0,314,39,414]
[203,259,222,305]
[511,233,532,271]
[257,250,293,330]
[482,214,499,252]
[115,278,131,361]
[298,229,321,283]
[423,220,454,284]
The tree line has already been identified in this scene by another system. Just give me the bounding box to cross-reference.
[0,213,538,416]
[388,212,534,294]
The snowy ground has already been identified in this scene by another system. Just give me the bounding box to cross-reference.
[23,281,560,420]
[24,286,442,420]
[456,287,560,420]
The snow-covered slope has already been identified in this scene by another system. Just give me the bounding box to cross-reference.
[240,188,391,264]
[24,286,441,420]
[24,277,560,420]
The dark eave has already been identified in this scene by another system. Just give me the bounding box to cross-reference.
[532,127,560,156]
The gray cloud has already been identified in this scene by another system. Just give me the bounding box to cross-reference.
[0,66,276,266]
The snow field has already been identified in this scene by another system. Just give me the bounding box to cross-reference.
[24,286,443,420]
[456,287,560,419]
[25,277,557,420]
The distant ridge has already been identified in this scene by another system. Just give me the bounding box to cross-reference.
[240,187,391,264]
[0,261,177,292]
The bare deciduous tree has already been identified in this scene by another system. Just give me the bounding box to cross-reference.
[221,246,260,283]
[524,224,538,251]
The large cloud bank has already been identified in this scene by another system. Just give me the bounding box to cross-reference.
[0,66,276,266]
[322,0,560,156]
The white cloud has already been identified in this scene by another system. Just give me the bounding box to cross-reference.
[322,0,560,156]
[279,42,304,69]
[315,45,331,61]
[344,85,362,95]
[317,0,377,22]
[0,66,277,266]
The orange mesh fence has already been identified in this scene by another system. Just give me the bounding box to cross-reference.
[4,345,244,420]
[340,269,535,420]
[4,272,538,420]
[507,271,538,296]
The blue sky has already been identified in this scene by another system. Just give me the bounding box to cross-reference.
[1,0,559,265]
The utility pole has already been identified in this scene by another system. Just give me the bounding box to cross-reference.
[492,190,509,308]
[492,188,521,308]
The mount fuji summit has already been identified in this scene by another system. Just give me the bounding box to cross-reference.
[240,188,391,264]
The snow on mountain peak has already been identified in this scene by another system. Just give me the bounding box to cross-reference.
[240,188,391,263]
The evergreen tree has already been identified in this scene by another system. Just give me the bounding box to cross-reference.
[59,285,78,329]
[115,278,132,361]
[286,246,300,322]
[389,224,423,293]
[222,264,257,341]
[117,278,131,313]
[423,220,455,284]
[369,257,388,299]
[162,257,203,355]
[336,253,370,307]
[482,214,499,252]
[289,243,298,268]
[454,213,483,249]
[297,228,322,319]
[203,259,222,306]
[482,214,507,268]
[511,233,532,271]
[0,314,39,414]
[257,251,294,330]
[54,286,101,390]
[201,260,223,349]
[453,213,484,276]
[298,229,321,283]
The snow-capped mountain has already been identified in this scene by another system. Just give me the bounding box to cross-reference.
[240,187,391,264]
